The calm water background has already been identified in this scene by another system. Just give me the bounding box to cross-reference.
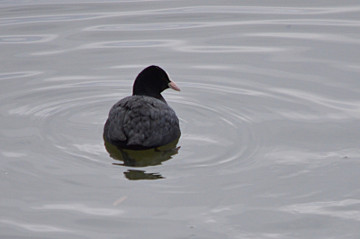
[1,0,360,238]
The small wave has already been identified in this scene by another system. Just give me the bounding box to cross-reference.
[0,71,42,80]
[80,39,183,49]
[0,34,57,44]
[281,199,360,221]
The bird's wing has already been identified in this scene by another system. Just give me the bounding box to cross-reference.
[104,96,179,148]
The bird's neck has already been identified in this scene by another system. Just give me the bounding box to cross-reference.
[132,88,166,103]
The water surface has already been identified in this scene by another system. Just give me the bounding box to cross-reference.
[1,1,360,238]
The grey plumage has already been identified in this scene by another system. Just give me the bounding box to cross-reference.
[104,95,180,149]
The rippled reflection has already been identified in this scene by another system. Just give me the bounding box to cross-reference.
[104,139,180,180]
[1,1,360,237]
[80,39,183,49]
[0,219,69,232]
[0,34,57,44]
[0,71,42,80]
[124,170,164,180]
[35,203,124,216]
[0,13,110,26]
[281,199,360,221]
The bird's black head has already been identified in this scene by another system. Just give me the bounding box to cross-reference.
[132,65,180,102]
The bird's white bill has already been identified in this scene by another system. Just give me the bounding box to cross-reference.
[168,81,181,91]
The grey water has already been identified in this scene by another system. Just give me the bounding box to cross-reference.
[1,0,360,238]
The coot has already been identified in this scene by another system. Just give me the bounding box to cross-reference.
[103,65,181,149]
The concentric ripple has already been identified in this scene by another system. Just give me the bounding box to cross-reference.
[1,75,122,164]
[3,66,358,174]
[166,81,264,170]
[1,73,264,170]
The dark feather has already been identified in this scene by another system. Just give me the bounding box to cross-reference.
[104,95,180,149]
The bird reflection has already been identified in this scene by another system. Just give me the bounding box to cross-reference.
[104,138,180,180]
[124,170,164,180]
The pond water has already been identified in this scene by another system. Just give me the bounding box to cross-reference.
[1,1,360,238]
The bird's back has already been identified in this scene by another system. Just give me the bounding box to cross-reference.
[104,95,180,149]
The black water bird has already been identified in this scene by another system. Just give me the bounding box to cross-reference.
[103,65,181,150]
